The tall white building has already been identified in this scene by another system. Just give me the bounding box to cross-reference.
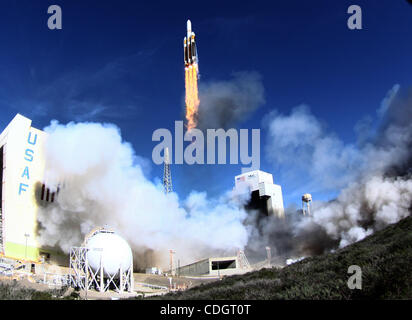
[234,170,285,218]
[0,114,60,262]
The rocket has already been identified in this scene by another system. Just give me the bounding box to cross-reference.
[184,19,200,131]
[183,19,199,72]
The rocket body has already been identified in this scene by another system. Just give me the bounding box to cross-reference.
[184,19,199,74]
[187,20,192,40]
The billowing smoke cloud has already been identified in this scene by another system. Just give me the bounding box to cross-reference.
[36,83,412,269]
[265,105,364,193]
[306,175,412,248]
[254,84,412,263]
[196,71,265,130]
[37,121,249,268]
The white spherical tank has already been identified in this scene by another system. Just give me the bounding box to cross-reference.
[86,231,132,278]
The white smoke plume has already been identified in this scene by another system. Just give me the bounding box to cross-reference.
[265,105,364,193]
[301,175,412,249]
[36,121,249,268]
[255,84,412,261]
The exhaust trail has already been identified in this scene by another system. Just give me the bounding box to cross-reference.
[185,65,199,130]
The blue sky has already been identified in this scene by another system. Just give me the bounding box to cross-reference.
[0,0,411,206]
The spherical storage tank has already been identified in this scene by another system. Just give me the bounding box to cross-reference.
[86,230,133,278]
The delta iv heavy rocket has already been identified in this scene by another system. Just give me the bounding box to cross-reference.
[183,19,199,77]
[184,19,200,131]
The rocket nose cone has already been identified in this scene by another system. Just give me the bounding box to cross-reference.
[187,19,192,31]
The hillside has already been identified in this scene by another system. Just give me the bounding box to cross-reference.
[159,215,412,299]
[0,279,74,300]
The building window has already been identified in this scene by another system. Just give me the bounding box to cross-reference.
[41,184,45,200]
[41,183,56,203]
[211,260,237,270]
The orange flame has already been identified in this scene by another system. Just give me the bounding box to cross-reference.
[185,64,199,131]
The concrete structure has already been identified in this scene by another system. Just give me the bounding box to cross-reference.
[178,253,251,277]
[0,114,61,262]
[234,170,285,218]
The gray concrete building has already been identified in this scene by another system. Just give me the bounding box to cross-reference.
[178,255,250,277]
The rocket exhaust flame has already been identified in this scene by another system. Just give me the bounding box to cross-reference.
[185,65,199,131]
[184,20,200,131]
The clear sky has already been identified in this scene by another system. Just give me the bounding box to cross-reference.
[0,0,411,206]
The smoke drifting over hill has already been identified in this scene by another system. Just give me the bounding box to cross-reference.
[253,85,412,262]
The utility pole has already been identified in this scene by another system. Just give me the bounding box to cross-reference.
[85,252,88,301]
[24,233,30,260]
[266,246,271,267]
[169,249,176,276]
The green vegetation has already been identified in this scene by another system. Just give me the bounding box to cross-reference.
[0,281,76,300]
[160,215,412,299]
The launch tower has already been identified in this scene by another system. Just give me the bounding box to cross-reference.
[163,147,173,194]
